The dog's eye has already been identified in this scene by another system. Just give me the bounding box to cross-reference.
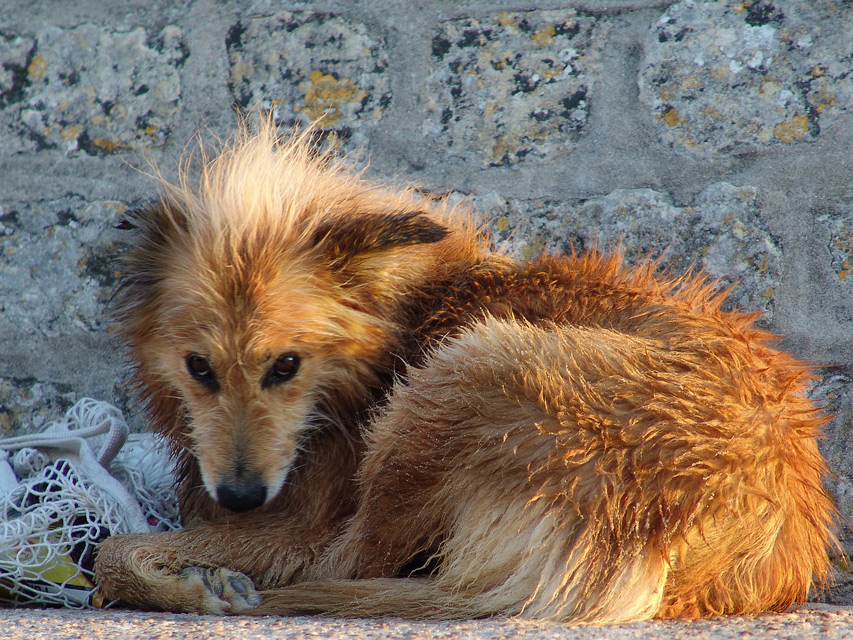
[186,354,219,391]
[264,353,300,388]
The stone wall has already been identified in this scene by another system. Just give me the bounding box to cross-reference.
[2,0,852,597]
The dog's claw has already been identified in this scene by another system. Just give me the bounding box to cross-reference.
[178,566,262,613]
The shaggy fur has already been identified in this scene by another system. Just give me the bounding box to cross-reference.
[94,122,835,622]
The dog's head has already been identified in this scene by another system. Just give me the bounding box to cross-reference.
[116,125,455,511]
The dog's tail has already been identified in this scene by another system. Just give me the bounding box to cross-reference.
[249,541,670,622]
[250,578,518,620]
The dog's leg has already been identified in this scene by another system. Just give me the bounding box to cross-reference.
[96,415,360,613]
[94,518,332,613]
[95,530,260,613]
[95,529,259,613]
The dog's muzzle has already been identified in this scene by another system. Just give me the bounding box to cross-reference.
[216,473,267,512]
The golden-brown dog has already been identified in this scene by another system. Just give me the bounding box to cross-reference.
[94,122,835,622]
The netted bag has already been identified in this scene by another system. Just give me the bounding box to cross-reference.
[0,398,179,608]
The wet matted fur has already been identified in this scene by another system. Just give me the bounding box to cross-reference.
[94,123,835,622]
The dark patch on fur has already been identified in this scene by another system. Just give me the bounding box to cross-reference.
[314,210,448,266]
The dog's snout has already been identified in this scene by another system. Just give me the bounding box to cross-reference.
[216,476,267,512]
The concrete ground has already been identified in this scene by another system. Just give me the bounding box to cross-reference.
[2,606,853,640]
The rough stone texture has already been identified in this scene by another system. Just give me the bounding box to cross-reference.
[422,10,608,166]
[0,195,137,433]
[3,605,853,640]
[639,0,853,153]
[3,0,853,610]
[1,24,185,154]
[226,10,391,149]
[822,212,853,301]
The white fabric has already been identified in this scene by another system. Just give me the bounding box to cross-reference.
[0,398,180,608]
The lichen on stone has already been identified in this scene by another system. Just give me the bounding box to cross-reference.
[0,24,185,155]
[226,11,390,149]
[819,212,853,318]
[639,0,853,153]
[0,377,77,436]
[0,198,127,334]
[422,9,608,166]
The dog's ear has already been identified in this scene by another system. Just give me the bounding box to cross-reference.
[119,201,190,245]
[313,210,447,269]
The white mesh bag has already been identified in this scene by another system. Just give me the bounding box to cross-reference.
[0,398,179,608]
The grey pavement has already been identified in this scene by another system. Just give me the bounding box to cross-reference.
[2,606,853,640]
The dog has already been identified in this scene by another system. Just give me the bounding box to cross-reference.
[94,122,835,622]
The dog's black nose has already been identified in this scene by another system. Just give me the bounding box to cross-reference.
[216,480,267,512]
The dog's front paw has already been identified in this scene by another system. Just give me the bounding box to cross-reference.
[94,533,263,614]
[177,566,262,614]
